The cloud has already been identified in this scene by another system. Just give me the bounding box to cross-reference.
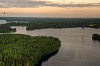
[0,0,100,8]
[0,0,49,8]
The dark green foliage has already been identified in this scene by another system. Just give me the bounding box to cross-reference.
[0,34,61,66]
[0,24,16,33]
[26,21,100,30]
[92,34,100,41]
[26,22,68,30]
[1,17,100,30]
[6,22,30,26]
[0,17,100,23]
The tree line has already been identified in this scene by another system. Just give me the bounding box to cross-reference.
[0,24,16,33]
[3,21,100,31]
[0,18,100,33]
[26,22,100,30]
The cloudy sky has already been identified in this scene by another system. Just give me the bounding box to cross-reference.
[0,0,100,18]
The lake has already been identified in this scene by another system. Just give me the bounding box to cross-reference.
[11,26,100,66]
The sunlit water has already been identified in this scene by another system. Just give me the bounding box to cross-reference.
[11,26,100,66]
[0,20,7,24]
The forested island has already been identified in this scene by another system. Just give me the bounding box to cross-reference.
[0,34,61,66]
[92,34,100,41]
[0,24,16,33]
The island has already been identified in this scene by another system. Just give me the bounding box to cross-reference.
[0,34,61,66]
[92,34,100,41]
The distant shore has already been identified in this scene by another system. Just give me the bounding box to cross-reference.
[0,18,100,32]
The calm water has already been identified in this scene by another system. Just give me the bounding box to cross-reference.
[11,26,100,66]
[0,20,7,24]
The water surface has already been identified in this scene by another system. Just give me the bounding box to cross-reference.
[0,20,7,24]
[11,26,100,66]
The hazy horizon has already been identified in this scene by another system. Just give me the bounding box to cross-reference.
[0,0,100,18]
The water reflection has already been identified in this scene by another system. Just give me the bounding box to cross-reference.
[35,50,59,66]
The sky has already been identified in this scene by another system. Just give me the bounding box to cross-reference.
[0,0,100,18]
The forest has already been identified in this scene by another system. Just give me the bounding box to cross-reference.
[0,34,61,66]
[0,17,100,23]
[0,24,16,33]
[3,21,99,31]
[26,22,100,30]
[0,17,100,32]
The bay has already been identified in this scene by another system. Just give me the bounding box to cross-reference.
[11,26,100,66]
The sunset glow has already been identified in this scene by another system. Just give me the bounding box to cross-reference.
[0,0,100,18]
